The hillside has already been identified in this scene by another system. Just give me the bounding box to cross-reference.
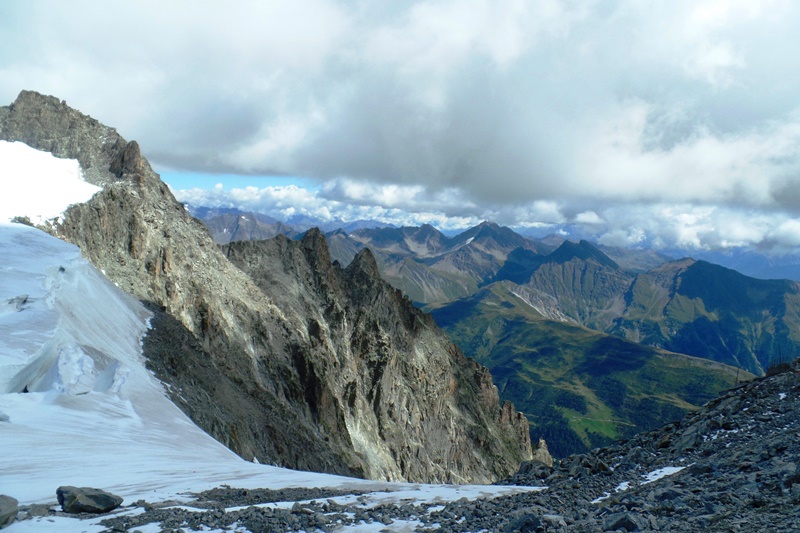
[429,283,748,458]
[493,240,800,375]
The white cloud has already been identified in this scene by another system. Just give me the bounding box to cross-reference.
[765,219,800,250]
[171,182,483,231]
[3,0,800,253]
[575,211,604,225]
[684,41,745,87]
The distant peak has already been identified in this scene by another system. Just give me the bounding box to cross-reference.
[346,247,381,279]
[548,239,619,269]
[417,223,440,234]
[413,224,444,240]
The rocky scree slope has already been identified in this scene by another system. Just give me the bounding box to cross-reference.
[489,360,800,531]
[0,90,532,483]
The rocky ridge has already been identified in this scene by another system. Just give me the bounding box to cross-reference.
[222,233,533,482]
[0,90,532,483]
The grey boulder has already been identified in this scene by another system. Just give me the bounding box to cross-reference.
[56,486,122,514]
[0,495,18,529]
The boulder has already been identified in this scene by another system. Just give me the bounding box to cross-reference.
[602,511,649,532]
[56,486,122,514]
[0,495,18,529]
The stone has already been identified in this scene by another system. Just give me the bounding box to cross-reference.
[0,495,18,529]
[541,513,568,527]
[602,511,649,531]
[56,486,123,514]
[503,510,541,533]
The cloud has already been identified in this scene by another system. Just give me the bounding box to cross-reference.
[172,183,484,231]
[3,0,800,252]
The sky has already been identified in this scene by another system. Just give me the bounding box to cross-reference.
[2,0,800,251]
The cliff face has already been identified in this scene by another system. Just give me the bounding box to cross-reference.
[0,90,532,482]
[225,234,532,482]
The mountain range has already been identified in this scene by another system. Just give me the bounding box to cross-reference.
[428,282,748,457]
[491,240,800,375]
[199,211,800,458]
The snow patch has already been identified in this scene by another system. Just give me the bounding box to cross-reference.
[642,465,686,484]
[0,141,101,224]
[592,466,685,504]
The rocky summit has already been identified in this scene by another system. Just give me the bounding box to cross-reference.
[0,90,532,483]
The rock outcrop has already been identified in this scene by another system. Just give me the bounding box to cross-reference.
[224,233,532,482]
[0,90,532,483]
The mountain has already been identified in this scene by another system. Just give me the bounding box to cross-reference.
[0,90,532,483]
[670,246,800,282]
[203,211,297,244]
[429,282,748,458]
[342,221,543,304]
[491,241,800,375]
[609,258,800,374]
[493,239,619,286]
[221,232,532,482]
[503,240,634,332]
